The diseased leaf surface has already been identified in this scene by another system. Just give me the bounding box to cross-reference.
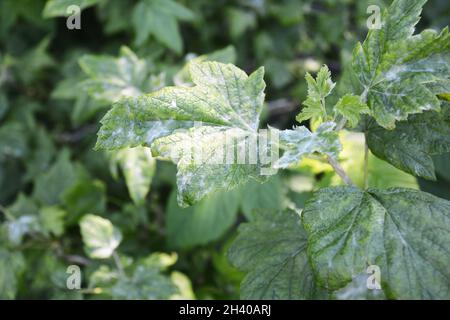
[79,214,122,259]
[302,186,450,299]
[273,122,341,169]
[367,103,450,180]
[352,0,450,129]
[110,146,155,204]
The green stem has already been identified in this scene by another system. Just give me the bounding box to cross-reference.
[363,133,369,189]
[327,156,355,186]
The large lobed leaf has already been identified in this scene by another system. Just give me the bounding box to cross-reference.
[97,61,270,206]
[302,186,450,299]
[229,209,327,299]
[352,0,450,129]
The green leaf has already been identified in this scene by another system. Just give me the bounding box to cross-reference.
[0,122,28,160]
[39,206,67,237]
[239,175,285,220]
[166,190,240,248]
[62,179,106,223]
[367,103,450,180]
[0,248,25,299]
[302,187,450,299]
[173,46,237,86]
[79,46,150,103]
[228,209,327,299]
[110,146,155,205]
[226,8,257,39]
[79,214,122,259]
[5,215,41,245]
[296,65,335,123]
[97,61,268,206]
[273,122,342,169]
[43,0,102,18]
[132,0,194,53]
[352,0,450,129]
[334,94,370,127]
[111,265,178,299]
[32,150,78,205]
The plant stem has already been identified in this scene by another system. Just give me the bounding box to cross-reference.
[363,133,369,189]
[336,118,347,131]
[112,251,125,278]
[327,156,355,186]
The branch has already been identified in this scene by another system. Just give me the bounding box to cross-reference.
[327,156,355,186]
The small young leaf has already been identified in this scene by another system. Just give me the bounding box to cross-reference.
[296,65,335,123]
[273,122,341,169]
[79,214,122,259]
[334,94,370,127]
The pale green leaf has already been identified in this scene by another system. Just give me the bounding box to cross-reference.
[303,187,450,299]
[338,132,419,190]
[228,209,327,299]
[79,46,150,103]
[97,61,267,206]
[334,94,370,127]
[79,214,122,259]
[273,122,342,169]
[110,147,155,204]
[173,46,237,86]
[39,206,67,237]
[352,0,450,129]
[296,65,335,123]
